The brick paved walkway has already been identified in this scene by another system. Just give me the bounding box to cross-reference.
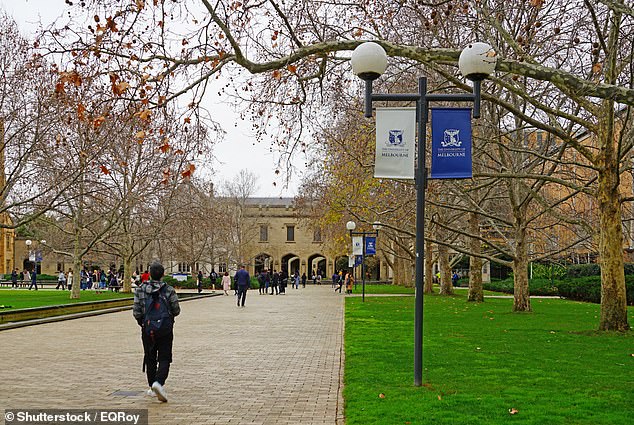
[1,286,345,425]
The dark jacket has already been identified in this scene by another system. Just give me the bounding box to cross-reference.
[234,268,251,287]
[133,280,180,326]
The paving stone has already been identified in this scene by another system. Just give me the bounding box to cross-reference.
[1,287,346,424]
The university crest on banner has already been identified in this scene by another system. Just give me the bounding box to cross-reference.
[431,108,473,179]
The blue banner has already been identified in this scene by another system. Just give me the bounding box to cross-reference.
[355,255,363,266]
[365,237,377,255]
[430,108,472,179]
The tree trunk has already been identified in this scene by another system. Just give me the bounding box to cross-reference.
[424,241,434,293]
[123,254,133,293]
[438,242,453,295]
[467,212,484,302]
[512,241,531,312]
[597,125,630,330]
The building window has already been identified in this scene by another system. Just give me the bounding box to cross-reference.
[178,263,191,273]
[219,263,227,273]
[536,132,544,147]
[313,228,322,242]
[286,225,295,242]
[260,225,268,242]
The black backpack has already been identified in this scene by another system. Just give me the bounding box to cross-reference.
[143,285,174,340]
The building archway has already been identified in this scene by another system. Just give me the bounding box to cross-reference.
[281,253,300,276]
[254,253,273,274]
[308,254,326,277]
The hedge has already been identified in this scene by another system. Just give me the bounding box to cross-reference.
[163,276,261,290]
[483,276,634,305]
[566,263,634,278]
[483,278,559,296]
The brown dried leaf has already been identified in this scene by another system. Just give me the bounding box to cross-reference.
[509,408,519,415]
[135,109,151,121]
[112,81,131,96]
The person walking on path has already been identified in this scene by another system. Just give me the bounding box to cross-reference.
[271,270,279,295]
[209,269,218,292]
[346,272,355,294]
[264,270,271,294]
[294,271,300,289]
[56,270,67,290]
[221,271,231,295]
[197,270,204,293]
[331,271,339,289]
[133,261,180,403]
[301,272,307,288]
[67,270,73,291]
[28,268,38,291]
[235,264,250,307]
[11,268,18,289]
[258,271,265,295]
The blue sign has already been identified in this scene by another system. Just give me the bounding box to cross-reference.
[365,237,377,255]
[355,255,363,266]
[430,108,472,179]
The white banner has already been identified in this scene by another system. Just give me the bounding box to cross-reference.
[348,255,355,267]
[352,236,363,255]
[375,107,416,179]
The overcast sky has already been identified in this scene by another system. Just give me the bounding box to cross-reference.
[0,0,301,198]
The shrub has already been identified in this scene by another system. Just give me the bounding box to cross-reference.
[531,263,567,280]
[566,264,600,278]
[483,278,558,296]
[558,276,634,305]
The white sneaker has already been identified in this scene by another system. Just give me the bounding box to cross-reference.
[151,381,168,402]
[146,389,156,397]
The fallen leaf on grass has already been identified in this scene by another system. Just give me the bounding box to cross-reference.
[378,393,385,399]
[509,408,519,415]
[437,395,442,400]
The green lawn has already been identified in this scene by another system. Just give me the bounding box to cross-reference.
[344,293,634,424]
[0,289,133,310]
[350,283,415,294]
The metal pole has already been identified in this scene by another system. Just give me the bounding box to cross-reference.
[414,77,427,387]
[362,233,366,302]
[364,80,373,118]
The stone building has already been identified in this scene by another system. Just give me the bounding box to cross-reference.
[241,197,331,277]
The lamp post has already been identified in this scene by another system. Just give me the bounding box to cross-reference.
[347,220,381,302]
[351,41,496,386]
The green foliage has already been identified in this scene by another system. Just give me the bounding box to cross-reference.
[566,263,601,278]
[557,276,634,305]
[344,294,634,425]
[483,278,559,296]
[531,263,567,280]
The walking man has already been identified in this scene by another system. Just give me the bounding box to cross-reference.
[235,264,251,307]
[133,261,180,402]
[56,270,67,290]
[28,268,38,291]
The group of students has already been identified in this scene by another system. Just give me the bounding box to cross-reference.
[332,270,355,294]
[9,268,38,290]
[195,269,232,295]
[255,269,303,295]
